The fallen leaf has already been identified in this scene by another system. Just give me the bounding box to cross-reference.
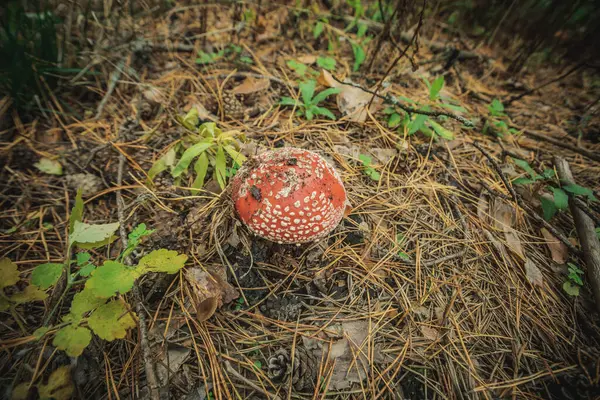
[143,86,164,104]
[491,200,524,258]
[38,366,73,400]
[420,325,440,341]
[540,228,568,264]
[185,265,238,322]
[370,148,397,164]
[232,76,270,95]
[296,55,317,64]
[324,321,371,390]
[156,345,191,385]
[524,258,544,286]
[477,193,489,222]
[35,157,63,175]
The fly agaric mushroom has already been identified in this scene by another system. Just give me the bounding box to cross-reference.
[231,147,346,244]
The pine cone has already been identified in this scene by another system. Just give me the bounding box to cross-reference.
[221,92,245,119]
[268,347,318,392]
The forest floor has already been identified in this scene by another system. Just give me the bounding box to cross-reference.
[1,2,600,400]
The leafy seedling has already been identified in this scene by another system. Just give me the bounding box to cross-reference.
[317,56,336,71]
[563,263,584,297]
[358,154,381,181]
[280,80,340,120]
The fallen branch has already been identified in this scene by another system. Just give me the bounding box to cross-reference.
[115,123,161,400]
[555,157,600,312]
[515,126,600,163]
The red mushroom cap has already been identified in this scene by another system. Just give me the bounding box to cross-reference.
[231,147,346,244]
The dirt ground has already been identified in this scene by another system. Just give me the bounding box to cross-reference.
[1,1,600,399]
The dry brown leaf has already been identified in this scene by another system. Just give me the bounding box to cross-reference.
[477,194,489,222]
[297,55,317,64]
[323,321,371,390]
[420,325,440,341]
[491,200,524,258]
[232,76,270,95]
[318,69,337,87]
[156,345,191,385]
[540,228,568,264]
[524,258,544,286]
[185,266,238,322]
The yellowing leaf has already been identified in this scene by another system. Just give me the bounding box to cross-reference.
[0,258,20,289]
[11,383,30,400]
[85,261,138,298]
[34,157,63,175]
[37,366,73,400]
[69,288,106,321]
[52,325,92,357]
[87,300,137,341]
[31,263,63,289]
[70,221,120,246]
[137,249,188,274]
[11,285,47,303]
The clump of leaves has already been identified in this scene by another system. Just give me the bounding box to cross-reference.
[483,98,519,136]
[563,263,584,296]
[358,154,381,181]
[147,111,246,192]
[280,80,340,120]
[21,189,188,357]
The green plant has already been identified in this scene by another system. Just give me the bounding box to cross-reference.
[147,111,247,192]
[280,80,340,120]
[196,44,252,65]
[483,98,519,136]
[563,263,584,296]
[358,154,381,181]
[395,233,410,261]
[383,106,455,141]
[6,189,187,357]
[317,56,336,71]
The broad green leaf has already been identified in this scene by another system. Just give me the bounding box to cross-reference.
[199,122,220,138]
[34,158,63,175]
[69,188,84,232]
[191,152,209,190]
[540,196,557,221]
[512,158,537,178]
[223,145,247,165]
[358,154,372,166]
[551,187,569,210]
[428,120,455,140]
[0,258,20,289]
[562,184,596,201]
[136,249,188,274]
[52,325,92,357]
[313,21,324,38]
[305,108,314,120]
[429,76,445,100]
[512,177,538,185]
[488,98,505,116]
[172,142,212,178]
[408,114,429,135]
[317,56,336,71]
[31,263,63,289]
[280,97,298,106]
[37,366,74,400]
[287,60,307,77]
[11,285,47,303]
[33,326,50,339]
[88,300,137,341]
[299,80,317,105]
[78,263,96,277]
[69,288,106,321]
[351,42,365,71]
[76,252,91,266]
[76,235,118,250]
[85,261,138,298]
[388,113,402,128]
[312,106,336,120]
[215,146,227,190]
[311,87,341,105]
[70,221,120,246]
[563,281,580,296]
[357,22,368,38]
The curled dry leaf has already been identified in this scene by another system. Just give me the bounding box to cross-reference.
[318,69,383,122]
[524,258,544,287]
[540,227,568,264]
[185,265,239,322]
[232,76,270,95]
[491,199,524,258]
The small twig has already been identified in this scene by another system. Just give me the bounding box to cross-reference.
[515,127,600,163]
[224,360,282,400]
[115,134,161,400]
[330,76,473,126]
[95,56,127,119]
[472,142,519,202]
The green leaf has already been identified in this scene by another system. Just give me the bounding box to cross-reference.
[70,221,120,246]
[563,281,580,296]
[429,76,445,100]
[388,113,402,128]
[147,148,177,183]
[428,120,455,140]
[78,263,96,277]
[172,142,213,178]
[122,223,155,259]
[357,22,368,38]
[136,249,188,274]
[239,56,254,64]
[551,187,569,210]
[311,87,341,105]
[199,122,221,138]
[280,97,298,106]
[88,300,137,341]
[31,263,63,289]
[196,51,216,65]
[540,196,558,221]
[181,108,200,130]
[299,80,317,105]
[568,271,583,285]
[0,258,20,289]
[542,169,555,179]
[317,56,336,71]
[408,114,429,135]
[512,158,537,178]
[85,261,138,298]
[440,103,467,113]
[11,285,47,303]
[215,146,227,190]
[191,152,210,190]
[69,188,84,232]
[76,235,118,250]
[305,108,314,120]
[562,184,597,201]
[287,60,307,77]
[223,145,247,165]
[367,169,381,181]
[313,21,324,38]
[358,154,372,166]
[351,42,365,72]
[33,326,50,340]
[37,366,74,400]
[512,177,538,185]
[69,288,106,321]
[488,98,505,116]
[52,325,92,357]
[0,297,9,312]
[312,106,337,120]
[76,252,91,266]
[34,157,63,175]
